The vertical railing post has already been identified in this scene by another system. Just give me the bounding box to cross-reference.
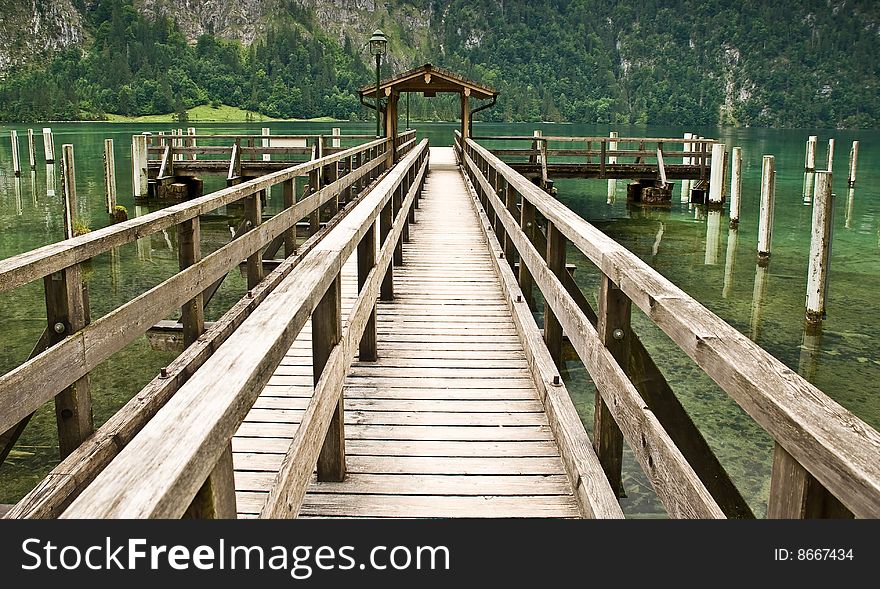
[393,183,404,265]
[308,165,321,236]
[544,222,567,365]
[324,159,339,217]
[282,179,296,257]
[183,444,237,519]
[178,218,205,347]
[380,196,394,301]
[767,444,850,518]
[44,265,93,459]
[244,191,264,289]
[519,198,537,309]
[503,182,518,269]
[315,274,344,481]
[594,275,630,496]
[358,222,378,361]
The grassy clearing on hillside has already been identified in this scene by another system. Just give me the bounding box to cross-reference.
[104,104,339,123]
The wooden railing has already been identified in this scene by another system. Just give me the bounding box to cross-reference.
[472,133,718,181]
[58,139,429,518]
[0,136,398,518]
[456,131,880,518]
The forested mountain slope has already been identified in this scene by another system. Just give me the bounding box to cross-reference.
[0,0,877,128]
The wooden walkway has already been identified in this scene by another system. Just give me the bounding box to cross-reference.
[232,147,580,518]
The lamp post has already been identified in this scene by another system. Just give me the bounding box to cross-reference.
[369,29,388,137]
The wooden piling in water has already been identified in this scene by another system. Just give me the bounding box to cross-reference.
[757,155,775,261]
[42,127,55,163]
[607,131,618,203]
[61,144,77,240]
[332,127,341,148]
[708,143,725,205]
[848,141,859,188]
[681,133,693,202]
[10,130,21,176]
[826,138,835,172]
[132,134,149,198]
[729,147,742,226]
[805,172,833,324]
[805,135,817,172]
[262,127,271,162]
[103,139,117,214]
[187,127,197,161]
[27,128,36,169]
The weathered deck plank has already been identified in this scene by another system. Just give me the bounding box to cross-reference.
[231,147,582,518]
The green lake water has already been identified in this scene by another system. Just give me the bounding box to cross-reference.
[0,121,877,517]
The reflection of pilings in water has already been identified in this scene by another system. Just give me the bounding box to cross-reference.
[802,171,814,205]
[749,262,769,342]
[110,247,122,295]
[607,178,616,204]
[29,170,37,206]
[162,229,173,252]
[722,226,739,299]
[135,205,152,261]
[14,176,23,215]
[46,164,56,197]
[798,323,823,383]
[652,222,664,258]
[704,209,722,265]
[845,188,855,230]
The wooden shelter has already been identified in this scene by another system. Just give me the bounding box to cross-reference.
[359,64,497,152]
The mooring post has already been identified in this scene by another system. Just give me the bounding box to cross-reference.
[607,131,618,203]
[544,222,567,366]
[708,143,725,205]
[187,127,197,161]
[61,144,77,240]
[848,141,859,188]
[42,127,55,164]
[757,155,776,262]
[261,127,270,162]
[27,128,36,169]
[805,171,834,324]
[729,146,742,226]
[132,134,149,198]
[10,130,21,177]
[594,275,629,497]
[826,138,835,172]
[805,135,817,172]
[332,127,341,148]
[103,139,117,215]
[177,218,205,347]
[681,133,693,202]
[358,221,378,361]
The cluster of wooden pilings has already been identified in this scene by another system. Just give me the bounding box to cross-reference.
[6,128,121,234]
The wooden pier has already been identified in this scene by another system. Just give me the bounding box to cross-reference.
[1,60,878,519]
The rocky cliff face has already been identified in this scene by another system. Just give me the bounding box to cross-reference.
[0,0,84,74]
[133,0,276,46]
